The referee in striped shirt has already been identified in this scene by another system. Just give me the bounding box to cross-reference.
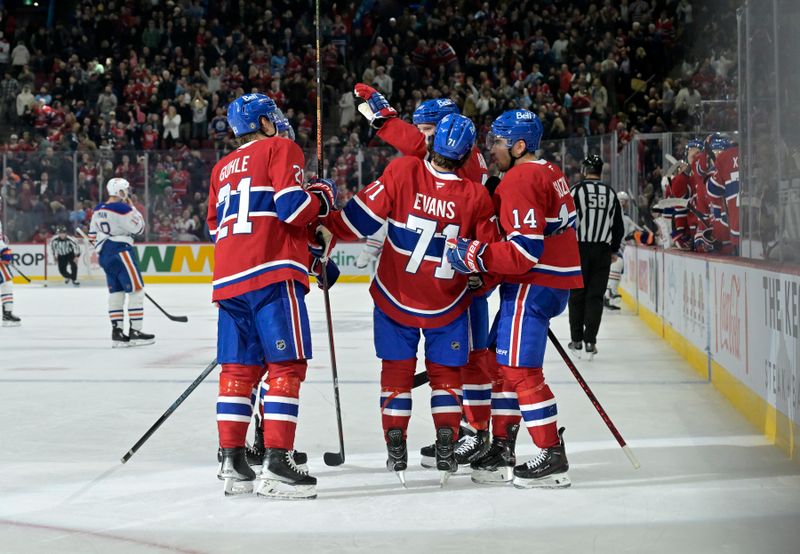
[568,155,624,360]
[51,227,81,286]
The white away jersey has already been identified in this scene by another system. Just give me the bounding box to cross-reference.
[89,201,145,252]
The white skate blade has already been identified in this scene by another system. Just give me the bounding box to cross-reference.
[439,470,451,487]
[112,341,130,349]
[512,471,571,489]
[128,338,155,347]
[2,321,21,327]
[222,477,254,496]
[585,352,596,362]
[420,455,436,469]
[256,479,316,500]
[471,466,513,485]
[395,470,407,488]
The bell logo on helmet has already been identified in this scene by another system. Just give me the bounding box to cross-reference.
[516,111,532,119]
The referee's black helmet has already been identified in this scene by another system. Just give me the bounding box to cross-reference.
[582,154,604,175]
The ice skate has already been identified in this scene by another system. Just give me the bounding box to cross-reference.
[72,279,81,287]
[454,429,490,466]
[603,295,620,310]
[471,424,519,485]
[2,310,21,327]
[568,341,582,359]
[420,442,436,469]
[584,342,597,361]
[385,428,408,487]
[128,328,155,347]
[111,326,129,348]
[217,447,256,496]
[422,420,471,469]
[435,427,457,486]
[257,448,317,500]
[513,427,571,489]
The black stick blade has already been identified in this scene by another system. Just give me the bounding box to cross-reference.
[412,371,429,388]
[323,452,344,466]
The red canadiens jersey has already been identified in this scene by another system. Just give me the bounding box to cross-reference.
[377,118,489,184]
[482,160,583,289]
[709,146,740,246]
[207,137,321,302]
[688,152,711,233]
[323,156,500,328]
[665,171,691,233]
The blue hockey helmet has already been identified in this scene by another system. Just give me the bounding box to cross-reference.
[412,98,460,125]
[710,135,733,152]
[227,93,280,137]
[487,109,543,153]
[432,113,476,161]
[686,138,703,151]
[274,108,295,141]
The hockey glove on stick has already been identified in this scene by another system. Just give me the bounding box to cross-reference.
[445,238,487,274]
[310,256,340,289]
[354,83,397,128]
[307,178,338,217]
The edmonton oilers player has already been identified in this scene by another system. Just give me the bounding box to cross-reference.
[320,114,499,485]
[447,109,582,488]
[353,83,495,468]
[89,178,154,347]
[208,93,337,499]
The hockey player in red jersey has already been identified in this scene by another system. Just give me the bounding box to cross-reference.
[208,93,338,499]
[320,114,500,485]
[706,136,739,254]
[664,139,702,250]
[447,109,582,489]
[353,84,494,467]
[689,140,716,252]
[712,142,740,252]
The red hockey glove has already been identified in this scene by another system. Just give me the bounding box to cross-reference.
[306,178,338,217]
[354,83,397,128]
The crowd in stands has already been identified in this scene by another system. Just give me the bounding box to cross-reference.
[0,0,738,242]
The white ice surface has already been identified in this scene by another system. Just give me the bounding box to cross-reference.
[0,283,798,554]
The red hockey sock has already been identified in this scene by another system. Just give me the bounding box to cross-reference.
[427,360,463,436]
[262,360,307,451]
[486,353,520,439]
[502,365,559,448]
[380,359,415,440]
[460,349,492,431]
[217,363,262,448]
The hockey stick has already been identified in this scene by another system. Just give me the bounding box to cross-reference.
[315,0,345,467]
[76,227,188,322]
[144,292,188,323]
[121,358,218,463]
[547,329,640,469]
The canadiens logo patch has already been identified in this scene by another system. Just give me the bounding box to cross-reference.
[276,339,287,351]
[451,341,461,351]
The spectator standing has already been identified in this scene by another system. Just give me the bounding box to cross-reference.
[162,105,181,148]
[1,72,20,123]
[10,41,30,71]
[0,33,10,73]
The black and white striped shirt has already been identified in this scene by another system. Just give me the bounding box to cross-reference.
[51,236,81,258]
[570,179,624,250]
